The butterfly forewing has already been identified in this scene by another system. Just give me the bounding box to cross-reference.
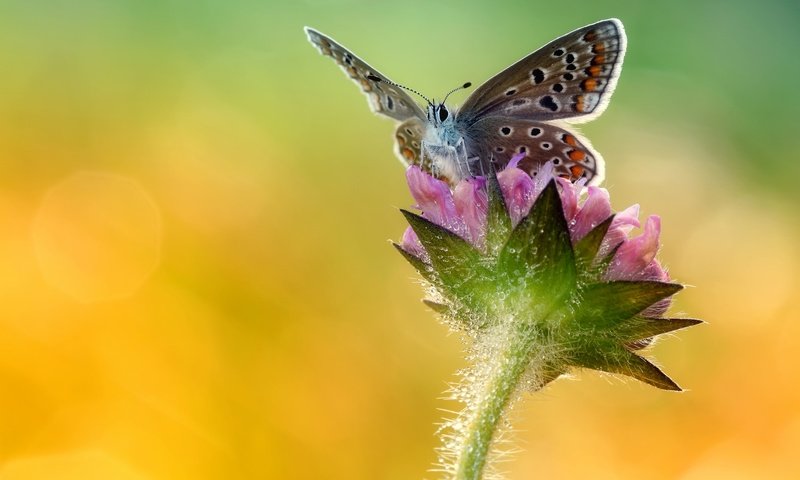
[458,19,626,125]
[465,119,604,184]
[305,27,426,123]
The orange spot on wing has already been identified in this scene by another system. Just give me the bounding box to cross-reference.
[570,165,585,178]
[395,135,406,147]
[401,147,416,161]
[586,65,602,77]
[568,149,586,161]
[562,134,578,146]
[360,78,373,91]
[591,55,606,65]
[581,78,597,92]
[583,31,597,42]
[593,42,605,53]
[575,96,585,112]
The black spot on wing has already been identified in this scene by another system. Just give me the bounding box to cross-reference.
[531,68,545,84]
[539,96,559,112]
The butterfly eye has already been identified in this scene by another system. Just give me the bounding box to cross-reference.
[438,106,449,122]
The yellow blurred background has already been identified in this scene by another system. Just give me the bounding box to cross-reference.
[1,1,798,478]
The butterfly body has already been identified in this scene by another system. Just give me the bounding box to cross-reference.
[305,20,626,185]
[424,103,460,148]
[418,103,470,179]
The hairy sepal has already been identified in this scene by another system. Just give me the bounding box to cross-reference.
[397,179,696,391]
[498,180,577,313]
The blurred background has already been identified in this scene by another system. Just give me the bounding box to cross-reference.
[1,0,798,478]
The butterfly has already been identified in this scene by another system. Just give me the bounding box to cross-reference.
[304,19,626,186]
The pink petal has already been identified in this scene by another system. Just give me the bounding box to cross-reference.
[531,161,556,200]
[607,215,662,280]
[556,177,581,225]
[454,177,488,249]
[599,204,641,255]
[640,258,669,282]
[571,186,612,242]
[406,166,463,233]
[613,205,641,233]
[401,226,429,262]
[507,152,526,169]
[639,260,672,316]
[497,166,535,226]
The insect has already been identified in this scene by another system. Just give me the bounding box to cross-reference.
[304,19,626,186]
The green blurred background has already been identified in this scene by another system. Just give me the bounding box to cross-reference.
[1,0,798,478]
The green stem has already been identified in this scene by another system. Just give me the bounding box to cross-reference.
[454,322,541,480]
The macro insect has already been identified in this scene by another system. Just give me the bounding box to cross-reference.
[305,19,626,185]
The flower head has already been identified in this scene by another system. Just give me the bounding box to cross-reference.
[398,157,699,389]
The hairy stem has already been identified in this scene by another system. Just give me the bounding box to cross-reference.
[454,322,543,480]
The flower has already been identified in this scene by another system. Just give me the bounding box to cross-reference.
[402,157,670,288]
[395,156,701,479]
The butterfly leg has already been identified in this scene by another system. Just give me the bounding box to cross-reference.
[455,138,485,178]
[475,155,486,178]
[453,137,476,179]
[420,139,441,178]
[419,139,430,173]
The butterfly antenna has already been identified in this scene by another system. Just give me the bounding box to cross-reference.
[442,82,472,104]
[367,75,433,106]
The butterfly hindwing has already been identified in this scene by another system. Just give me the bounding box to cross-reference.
[393,118,426,168]
[458,19,626,125]
[305,27,426,122]
[465,118,604,184]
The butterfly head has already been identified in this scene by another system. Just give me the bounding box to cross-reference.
[427,82,472,127]
[426,103,451,127]
[367,75,471,127]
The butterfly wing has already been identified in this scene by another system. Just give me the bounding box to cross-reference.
[458,19,626,125]
[305,27,426,123]
[464,118,604,184]
[394,117,427,168]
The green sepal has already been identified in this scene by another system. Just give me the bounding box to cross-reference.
[401,209,485,299]
[423,299,449,314]
[499,180,576,299]
[590,241,623,280]
[620,317,704,343]
[573,342,681,391]
[574,214,614,270]
[485,168,512,257]
[575,281,683,330]
[392,242,433,282]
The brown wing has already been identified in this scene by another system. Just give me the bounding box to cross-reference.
[393,118,426,167]
[305,27,426,122]
[465,118,604,184]
[458,19,626,125]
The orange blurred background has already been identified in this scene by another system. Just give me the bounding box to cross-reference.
[1,1,798,478]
